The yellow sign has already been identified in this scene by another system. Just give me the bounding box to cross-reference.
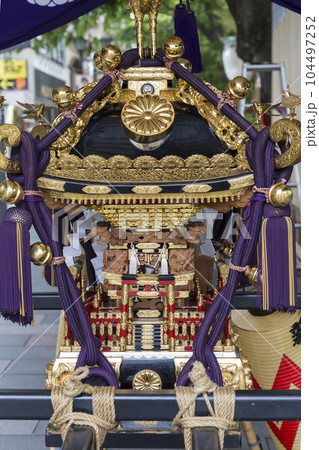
[0,60,27,80]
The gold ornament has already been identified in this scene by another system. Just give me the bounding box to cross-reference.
[132,369,162,390]
[52,86,75,111]
[176,57,192,72]
[219,241,233,259]
[127,0,163,58]
[30,242,53,266]
[163,36,184,60]
[50,81,121,155]
[247,266,259,286]
[31,124,51,140]
[0,180,24,204]
[121,94,175,143]
[268,182,293,207]
[270,118,301,169]
[16,102,46,123]
[246,101,281,129]
[95,45,122,70]
[227,76,251,100]
[281,90,301,120]
[57,371,73,386]
[0,125,22,174]
[93,50,104,71]
[132,185,162,194]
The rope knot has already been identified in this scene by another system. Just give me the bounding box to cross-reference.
[174,362,236,450]
[50,366,116,450]
[62,103,83,124]
[252,185,270,202]
[216,90,236,111]
[103,68,125,81]
[189,361,217,395]
[23,190,44,202]
[64,366,90,397]
[51,256,66,266]
[164,57,174,70]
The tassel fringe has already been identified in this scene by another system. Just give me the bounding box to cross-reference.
[0,208,33,325]
[258,214,297,312]
[174,1,204,73]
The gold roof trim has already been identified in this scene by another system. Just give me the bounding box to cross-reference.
[132,185,162,194]
[37,175,254,219]
[182,184,212,193]
[121,66,174,81]
[82,185,112,194]
[43,151,249,183]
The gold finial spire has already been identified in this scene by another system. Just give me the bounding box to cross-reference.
[127,0,163,59]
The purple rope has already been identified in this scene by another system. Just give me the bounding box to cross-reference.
[6,50,138,385]
[243,193,265,219]
[18,132,119,386]
[37,49,139,152]
[155,50,258,140]
[177,128,274,385]
[24,196,44,202]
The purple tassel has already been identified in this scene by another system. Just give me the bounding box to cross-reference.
[174,0,204,73]
[174,1,188,37]
[0,207,34,325]
[257,204,297,312]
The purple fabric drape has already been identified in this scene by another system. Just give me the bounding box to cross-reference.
[0,0,300,55]
[270,0,301,14]
[0,0,111,52]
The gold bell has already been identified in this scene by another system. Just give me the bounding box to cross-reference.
[52,86,75,111]
[93,50,104,71]
[164,36,185,60]
[268,182,293,207]
[176,57,192,72]
[0,180,24,204]
[30,242,53,266]
[227,76,251,100]
[247,266,259,286]
[99,45,122,70]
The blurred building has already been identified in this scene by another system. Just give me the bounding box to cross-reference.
[0,40,81,128]
[272,4,301,270]
[272,4,301,117]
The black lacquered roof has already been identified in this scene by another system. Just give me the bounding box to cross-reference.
[72,102,229,160]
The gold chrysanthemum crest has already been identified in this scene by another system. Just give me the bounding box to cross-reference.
[121,94,175,143]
